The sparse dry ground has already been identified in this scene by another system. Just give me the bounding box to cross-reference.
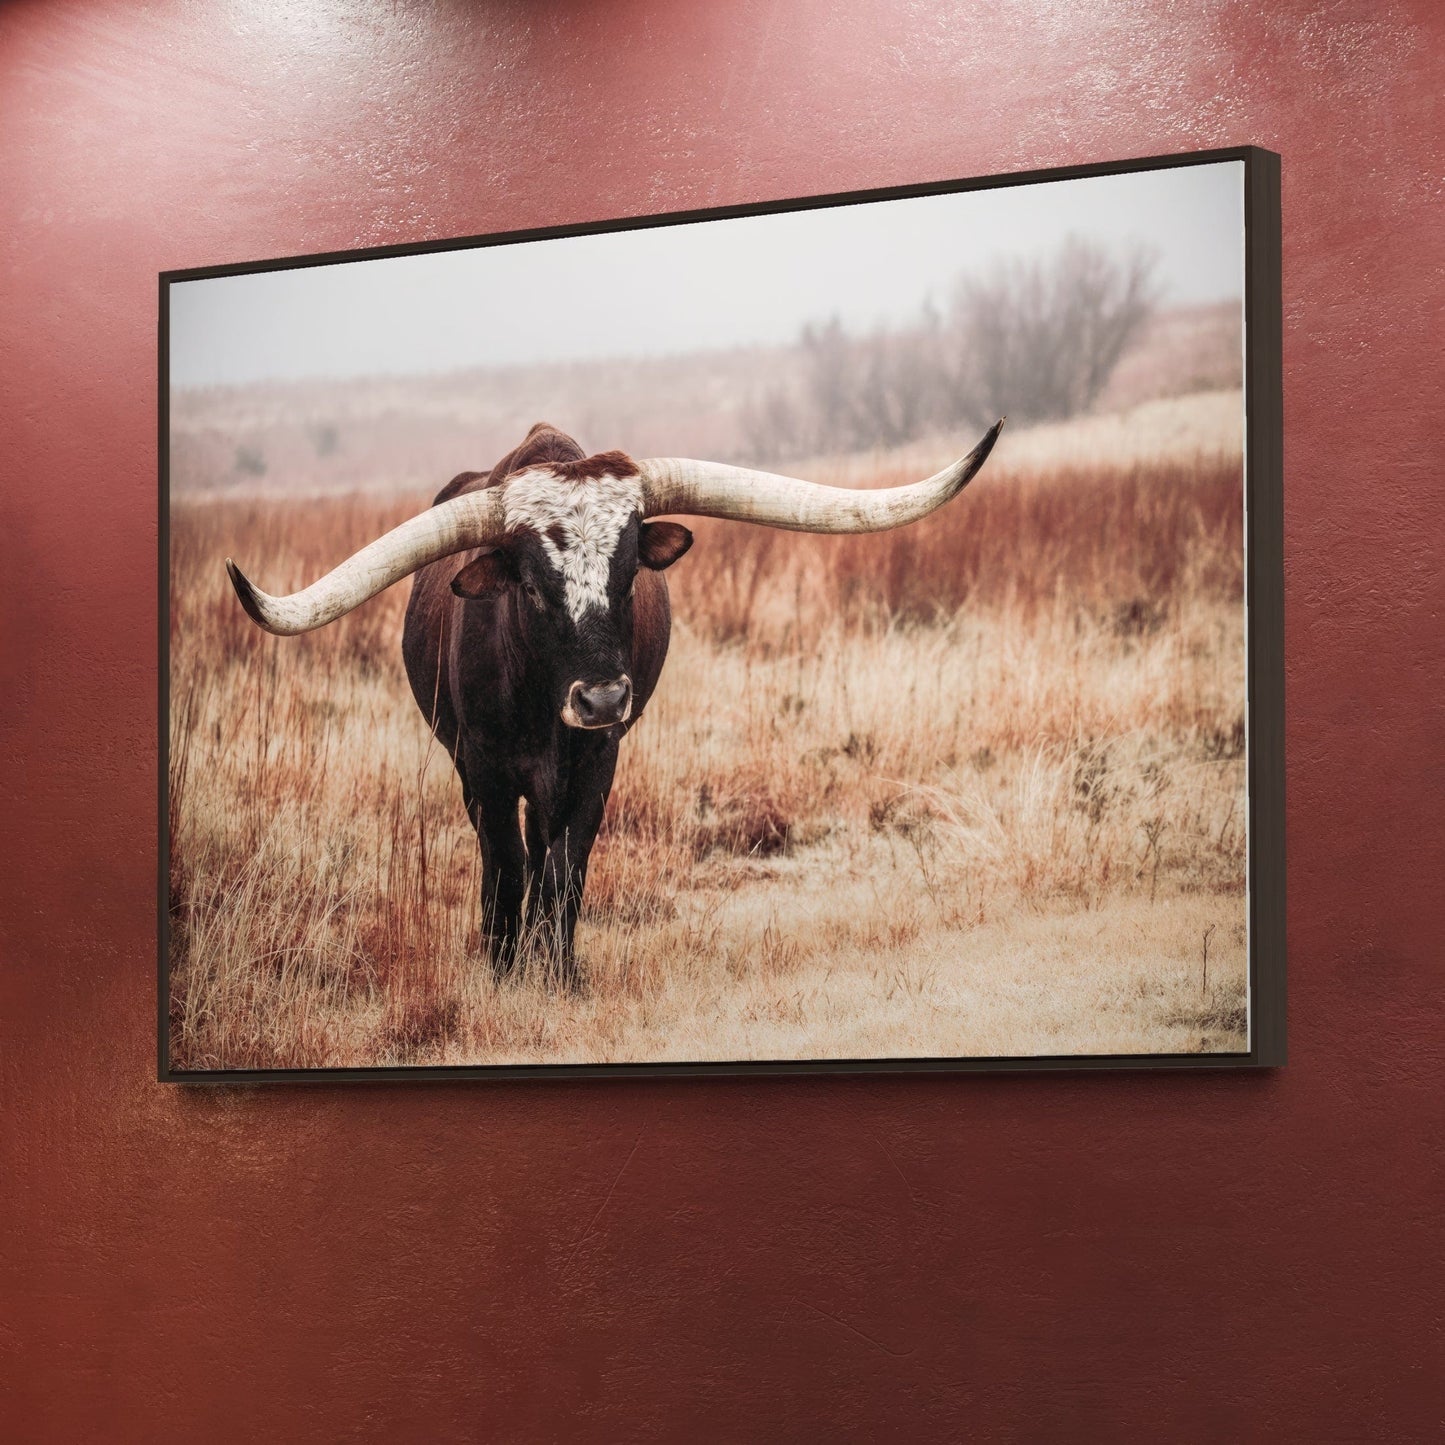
[167,416,1249,1069]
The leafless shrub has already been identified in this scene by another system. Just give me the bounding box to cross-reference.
[387,996,462,1056]
[739,240,1157,462]
[234,443,267,477]
[953,237,1159,426]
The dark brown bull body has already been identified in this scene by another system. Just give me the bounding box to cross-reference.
[402,424,686,979]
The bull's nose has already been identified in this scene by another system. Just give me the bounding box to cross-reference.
[565,675,632,729]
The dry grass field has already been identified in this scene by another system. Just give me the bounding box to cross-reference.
[167,401,1249,1069]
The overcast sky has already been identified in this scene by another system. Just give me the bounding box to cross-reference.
[170,160,1243,389]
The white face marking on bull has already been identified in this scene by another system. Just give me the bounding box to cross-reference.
[501,468,643,623]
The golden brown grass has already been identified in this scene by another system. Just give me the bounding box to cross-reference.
[167,433,1248,1069]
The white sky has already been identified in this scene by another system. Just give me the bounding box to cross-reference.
[170,161,1243,389]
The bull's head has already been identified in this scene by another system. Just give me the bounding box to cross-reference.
[225,421,1004,728]
[443,453,692,729]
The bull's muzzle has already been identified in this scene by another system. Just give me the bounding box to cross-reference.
[562,675,633,730]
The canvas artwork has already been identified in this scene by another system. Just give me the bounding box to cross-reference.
[161,149,1282,1078]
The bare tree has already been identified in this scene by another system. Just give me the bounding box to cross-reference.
[740,383,805,464]
[852,301,950,451]
[739,240,1157,463]
[951,236,1158,426]
[800,316,854,446]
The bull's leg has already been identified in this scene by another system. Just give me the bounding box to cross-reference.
[465,770,527,979]
[524,738,619,984]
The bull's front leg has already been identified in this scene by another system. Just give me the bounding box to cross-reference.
[466,771,527,979]
[524,737,619,985]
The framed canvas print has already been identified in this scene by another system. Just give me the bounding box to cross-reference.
[160,146,1283,1081]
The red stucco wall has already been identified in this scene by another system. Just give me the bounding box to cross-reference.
[2,2,1441,1438]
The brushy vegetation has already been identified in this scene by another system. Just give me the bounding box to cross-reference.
[742,238,1157,461]
[167,431,1248,1069]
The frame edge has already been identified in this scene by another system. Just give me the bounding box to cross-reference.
[157,145,1285,1082]
[1243,147,1286,1067]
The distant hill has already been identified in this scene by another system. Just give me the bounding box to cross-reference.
[169,301,1240,497]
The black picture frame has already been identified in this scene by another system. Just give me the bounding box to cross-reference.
[159,144,1284,1083]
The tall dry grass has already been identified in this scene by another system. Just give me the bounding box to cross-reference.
[167,439,1248,1069]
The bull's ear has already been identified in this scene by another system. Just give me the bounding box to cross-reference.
[451,548,515,599]
[638,521,693,570]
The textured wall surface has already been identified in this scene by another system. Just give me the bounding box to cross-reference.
[2,1,1442,1439]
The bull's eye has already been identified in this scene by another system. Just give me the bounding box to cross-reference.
[523,578,544,609]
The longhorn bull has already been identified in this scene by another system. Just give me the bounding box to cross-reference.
[226,418,1003,982]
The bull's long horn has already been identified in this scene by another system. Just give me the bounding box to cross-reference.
[637,419,1004,530]
[224,487,506,635]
